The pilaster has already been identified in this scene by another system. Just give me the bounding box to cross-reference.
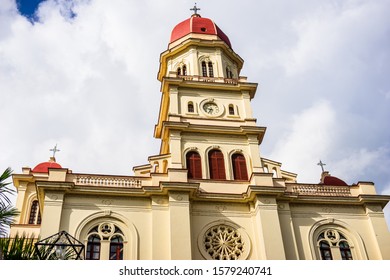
[168,191,192,259]
[253,195,286,259]
[39,191,65,239]
[151,196,170,259]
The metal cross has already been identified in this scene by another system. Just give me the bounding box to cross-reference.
[190,3,200,15]
[317,160,326,172]
[50,144,60,158]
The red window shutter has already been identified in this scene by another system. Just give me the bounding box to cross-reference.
[232,154,248,180]
[186,152,202,179]
[209,150,226,180]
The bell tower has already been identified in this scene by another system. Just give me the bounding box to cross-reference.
[151,10,267,182]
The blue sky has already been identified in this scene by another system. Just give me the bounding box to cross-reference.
[1,0,390,225]
[16,0,41,18]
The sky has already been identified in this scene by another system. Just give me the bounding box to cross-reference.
[1,0,389,224]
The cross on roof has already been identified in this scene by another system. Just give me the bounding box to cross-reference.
[190,3,200,15]
[50,144,60,158]
[317,160,326,172]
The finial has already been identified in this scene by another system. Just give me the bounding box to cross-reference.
[50,144,60,158]
[317,160,326,172]
[190,3,201,16]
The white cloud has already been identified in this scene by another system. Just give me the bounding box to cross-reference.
[269,100,336,182]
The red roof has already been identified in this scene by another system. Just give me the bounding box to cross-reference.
[32,161,62,173]
[170,15,232,48]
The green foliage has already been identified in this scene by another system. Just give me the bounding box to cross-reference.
[0,167,19,237]
[0,233,38,260]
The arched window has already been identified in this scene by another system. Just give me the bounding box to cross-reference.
[272,168,277,178]
[317,229,353,260]
[339,241,353,260]
[319,240,332,260]
[228,104,235,115]
[208,149,226,180]
[232,153,248,181]
[86,234,101,260]
[182,65,187,76]
[188,102,194,113]
[110,235,124,260]
[186,151,202,179]
[208,61,214,77]
[226,67,233,78]
[201,61,207,77]
[85,223,125,260]
[177,67,181,76]
[28,200,41,224]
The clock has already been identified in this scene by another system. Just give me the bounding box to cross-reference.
[203,102,219,115]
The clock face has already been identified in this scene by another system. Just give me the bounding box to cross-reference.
[203,102,219,115]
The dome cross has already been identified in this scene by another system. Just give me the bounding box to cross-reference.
[317,160,326,172]
[50,144,60,158]
[190,3,200,15]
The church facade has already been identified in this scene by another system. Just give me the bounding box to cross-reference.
[10,11,390,260]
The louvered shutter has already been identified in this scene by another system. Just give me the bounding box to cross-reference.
[232,154,248,180]
[186,152,202,179]
[209,150,226,180]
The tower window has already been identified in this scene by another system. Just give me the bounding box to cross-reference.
[232,153,248,181]
[177,65,187,76]
[186,151,202,179]
[28,200,41,225]
[208,149,226,180]
[226,67,233,78]
[188,102,194,113]
[208,61,214,77]
[228,104,235,115]
[202,61,207,77]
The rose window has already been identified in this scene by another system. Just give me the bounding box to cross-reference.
[203,225,244,260]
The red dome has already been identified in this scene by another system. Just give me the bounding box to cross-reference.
[32,160,62,173]
[323,175,348,186]
[170,15,231,48]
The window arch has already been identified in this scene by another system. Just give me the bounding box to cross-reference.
[186,151,202,179]
[85,222,125,260]
[316,229,353,260]
[208,149,226,180]
[28,200,41,225]
[232,153,248,181]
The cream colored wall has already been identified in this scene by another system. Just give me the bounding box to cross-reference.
[167,46,238,78]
